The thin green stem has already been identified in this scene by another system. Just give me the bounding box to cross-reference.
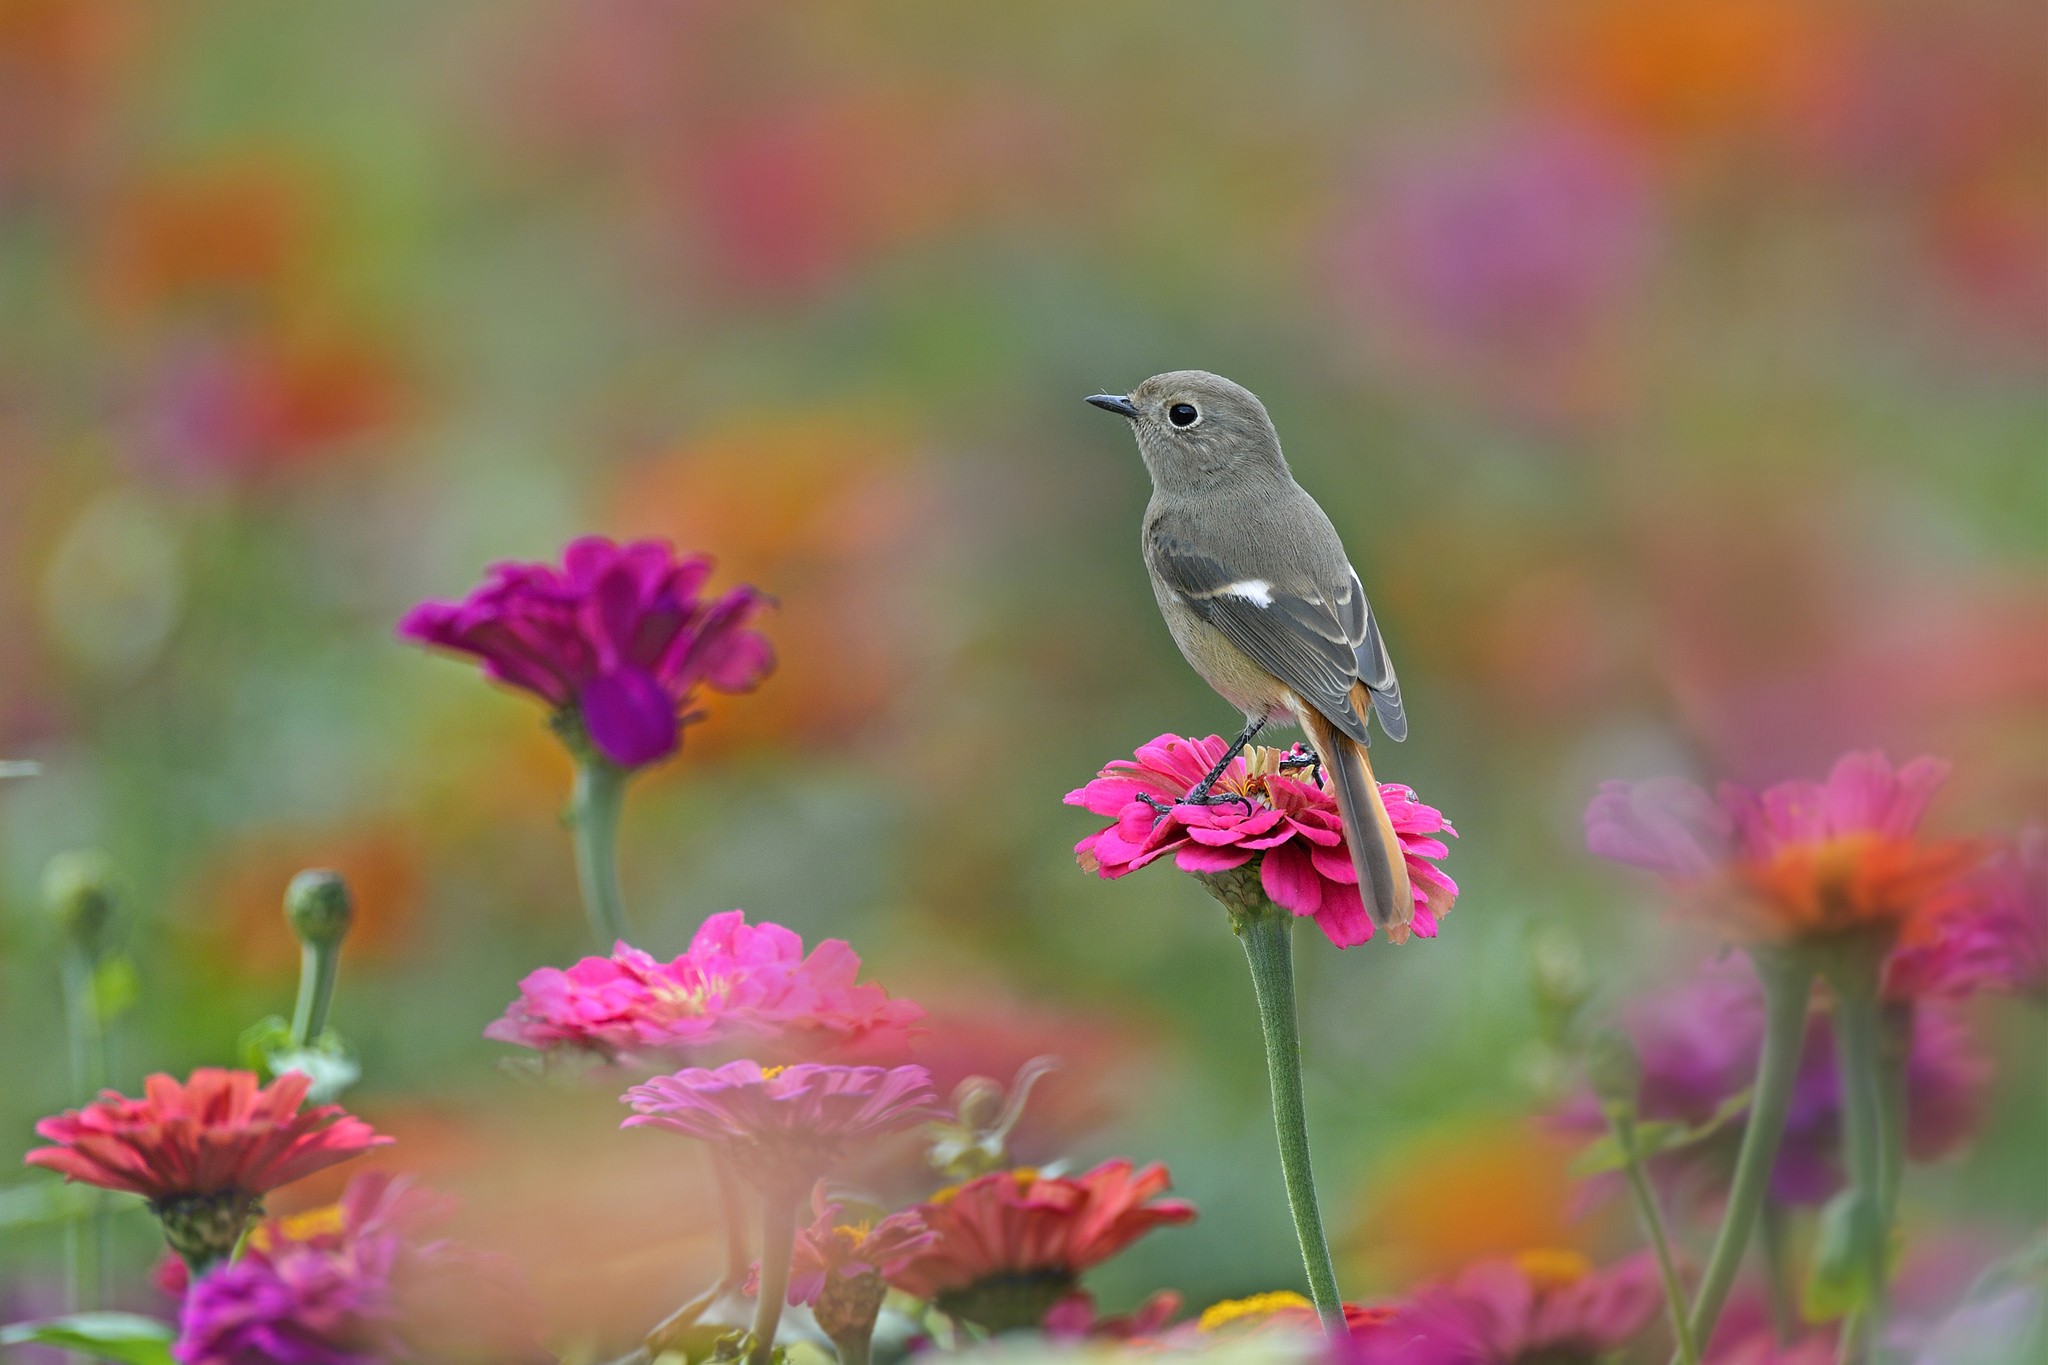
[1676,953,1814,1363]
[712,1150,750,1287]
[750,1185,800,1365]
[834,1333,873,1365]
[1830,973,1891,1365]
[289,941,341,1047]
[1613,1111,1700,1365]
[1875,1001,1912,1222]
[59,949,108,1325]
[569,757,632,948]
[1235,908,1345,1338]
[1759,1201,1798,1345]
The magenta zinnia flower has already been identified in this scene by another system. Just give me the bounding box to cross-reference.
[1885,827,2047,1001]
[398,536,773,767]
[1585,750,1983,946]
[485,909,923,1064]
[24,1070,392,1268]
[1065,734,1458,948]
[1349,1250,1660,1365]
[621,1060,937,1193]
[1554,960,1990,1206]
[175,1172,533,1365]
[744,1185,935,1347]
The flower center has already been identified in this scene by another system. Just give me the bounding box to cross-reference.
[1513,1246,1593,1289]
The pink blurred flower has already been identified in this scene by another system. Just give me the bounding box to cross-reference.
[397,536,773,768]
[621,1060,937,1193]
[175,1172,535,1365]
[888,1160,1196,1332]
[745,1185,933,1347]
[25,1069,390,1268]
[1584,751,1983,945]
[1066,734,1457,949]
[1350,1250,1660,1364]
[1886,827,2048,1001]
[485,909,923,1065]
[1045,1290,1183,1342]
[1554,959,1990,1206]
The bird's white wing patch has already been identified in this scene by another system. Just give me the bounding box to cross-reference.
[1215,578,1275,607]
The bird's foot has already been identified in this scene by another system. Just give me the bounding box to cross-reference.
[1277,742,1324,788]
[1176,786,1255,814]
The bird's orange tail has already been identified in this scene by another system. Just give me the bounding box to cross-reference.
[1297,699,1414,944]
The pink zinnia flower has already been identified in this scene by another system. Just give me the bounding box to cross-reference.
[174,1172,535,1365]
[485,909,923,1065]
[1349,1250,1661,1364]
[1066,734,1458,948]
[397,536,773,768]
[1885,827,2047,1001]
[745,1186,934,1347]
[24,1070,392,1268]
[887,1160,1197,1332]
[1584,750,1982,945]
[621,1061,937,1193]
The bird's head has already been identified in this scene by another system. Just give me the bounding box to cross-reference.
[1085,370,1285,490]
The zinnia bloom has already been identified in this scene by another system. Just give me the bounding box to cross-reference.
[749,1186,934,1348]
[887,1160,1197,1332]
[1584,750,1981,945]
[397,536,773,768]
[1553,959,1989,1206]
[621,1061,937,1193]
[1348,1249,1660,1364]
[485,909,923,1064]
[1066,734,1458,948]
[1885,827,2048,1001]
[24,1069,391,1268]
[175,1172,534,1365]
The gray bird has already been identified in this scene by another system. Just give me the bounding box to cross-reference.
[1087,370,1415,941]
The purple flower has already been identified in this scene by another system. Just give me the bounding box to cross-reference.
[1556,960,1991,1206]
[398,537,773,767]
[174,1173,532,1365]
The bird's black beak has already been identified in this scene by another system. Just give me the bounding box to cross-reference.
[1085,393,1140,419]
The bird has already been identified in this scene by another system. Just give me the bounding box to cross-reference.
[1086,370,1414,941]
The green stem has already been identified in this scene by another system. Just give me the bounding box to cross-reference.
[1760,1201,1798,1345]
[1235,907,1346,1337]
[59,949,108,1328]
[833,1333,873,1365]
[569,757,633,948]
[1676,952,1815,1363]
[713,1150,750,1287]
[1829,969,1891,1365]
[1875,1001,1912,1222]
[750,1185,800,1365]
[1613,1111,1700,1365]
[289,940,341,1047]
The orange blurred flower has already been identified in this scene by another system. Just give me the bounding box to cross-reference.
[184,822,424,976]
[92,157,314,318]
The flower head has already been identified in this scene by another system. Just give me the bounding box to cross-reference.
[174,1172,533,1365]
[1553,959,1989,1205]
[621,1061,937,1192]
[485,909,923,1065]
[887,1160,1197,1332]
[1585,751,1981,945]
[749,1185,935,1346]
[1066,734,1458,948]
[25,1070,391,1269]
[1349,1250,1660,1364]
[1885,827,2048,1001]
[398,536,773,768]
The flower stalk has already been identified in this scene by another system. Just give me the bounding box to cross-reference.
[1824,948,1893,1365]
[286,871,353,1047]
[1589,1028,1699,1365]
[45,852,118,1324]
[750,1184,801,1365]
[569,753,633,949]
[1226,895,1345,1337]
[1677,951,1815,1362]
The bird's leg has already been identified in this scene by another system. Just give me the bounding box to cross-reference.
[1183,717,1266,806]
[1277,741,1324,789]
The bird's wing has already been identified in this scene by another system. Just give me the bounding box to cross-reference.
[1149,529,1374,745]
[1340,569,1407,742]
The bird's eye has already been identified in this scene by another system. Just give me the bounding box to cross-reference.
[1168,403,1199,428]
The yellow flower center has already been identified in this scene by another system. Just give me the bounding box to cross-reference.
[1198,1291,1313,1333]
[1514,1247,1593,1289]
[249,1202,346,1252]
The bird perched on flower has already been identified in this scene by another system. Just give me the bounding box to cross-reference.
[1087,372,1415,939]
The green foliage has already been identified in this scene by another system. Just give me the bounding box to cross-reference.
[1570,1090,1753,1178]
[1803,1189,1890,1323]
[0,1314,176,1365]
[238,1015,361,1103]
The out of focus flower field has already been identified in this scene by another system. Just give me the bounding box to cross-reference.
[1,2,2043,1363]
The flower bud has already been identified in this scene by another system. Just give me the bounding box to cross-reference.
[41,850,117,959]
[1531,928,1591,1017]
[1583,1027,1643,1118]
[284,870,353,949]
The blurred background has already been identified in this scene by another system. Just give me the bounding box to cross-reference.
[1,0,2042,1348]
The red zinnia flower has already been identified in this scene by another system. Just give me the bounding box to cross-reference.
[887,1160,1196,1332]
[1066,734,1458,948]
[24,1069,392,1269]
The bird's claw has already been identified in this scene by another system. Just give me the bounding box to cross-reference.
[1277,742,1324,788]
[1178,787,1255,814]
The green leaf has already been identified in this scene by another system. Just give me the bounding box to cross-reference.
[1804,1190,1883,1322]
[238,1015,294,1072]
[0,1313,176,1364]
[1570,1090,1752,1177]
[265,1045,361,1104]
